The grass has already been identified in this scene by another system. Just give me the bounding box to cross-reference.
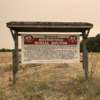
[1,75,100,100]
[0,52,12,64]
[0,52,100,100]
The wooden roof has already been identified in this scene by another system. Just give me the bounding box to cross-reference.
[7,21,93,32]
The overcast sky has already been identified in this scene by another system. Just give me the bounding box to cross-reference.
[0,0,100,49]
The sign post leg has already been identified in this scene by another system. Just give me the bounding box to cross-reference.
[82,31,88,79]
[13,31,19,84]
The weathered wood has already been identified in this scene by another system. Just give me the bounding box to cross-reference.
[10,28,90,32]
[86,29,90,37]
[10,29,15,41]
[7,21,93,82]
[7,25,93,28]
[7,21,93,27]
[13,51,16,84]
[80,60,83,62]
[82,31,88,79]
[13,31,19,84]
[7,21,93,32]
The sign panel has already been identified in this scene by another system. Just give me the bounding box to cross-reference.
[21,34,80,63]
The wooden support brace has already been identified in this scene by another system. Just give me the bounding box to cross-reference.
[86,29,90,37]
[10,29,15,41]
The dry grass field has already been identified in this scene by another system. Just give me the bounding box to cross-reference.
[0,52,100,100]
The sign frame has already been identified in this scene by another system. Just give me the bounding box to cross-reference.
[21,34,80,63]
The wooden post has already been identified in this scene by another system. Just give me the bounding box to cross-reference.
[82,31,88,79]
[13,31,19,84]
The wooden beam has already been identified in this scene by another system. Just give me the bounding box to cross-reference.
[80,60,83,62]
[11,28,89,32]
[18,34,21,36]
[18,33,82,36]
[82,31,88,79]
[7,21,93,29]
[13,31,19,84]
[10,29,15,41]
[86,29,90,37]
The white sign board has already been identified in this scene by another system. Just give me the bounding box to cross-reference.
[21,34,80,63]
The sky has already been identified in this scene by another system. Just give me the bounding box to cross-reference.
[0,0,100,49]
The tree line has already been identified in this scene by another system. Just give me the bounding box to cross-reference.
[80,33,100,52]
[0,48,21,52]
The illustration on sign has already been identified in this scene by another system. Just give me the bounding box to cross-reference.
[21,34,80,63]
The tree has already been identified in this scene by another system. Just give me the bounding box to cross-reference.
[95,33,100,52]
[86,37,96,52]
[80,33,100,52]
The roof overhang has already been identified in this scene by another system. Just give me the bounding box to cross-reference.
[7,21,93,32]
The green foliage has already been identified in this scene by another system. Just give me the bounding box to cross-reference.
[87,37,96,52]
[80,33,100,52]
[63,76,100,100]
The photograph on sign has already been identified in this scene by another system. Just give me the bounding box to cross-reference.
[21,34,80,63]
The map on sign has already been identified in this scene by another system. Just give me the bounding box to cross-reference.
[21,34,80,63]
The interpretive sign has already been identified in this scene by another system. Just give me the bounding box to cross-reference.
[21,34,80,63]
